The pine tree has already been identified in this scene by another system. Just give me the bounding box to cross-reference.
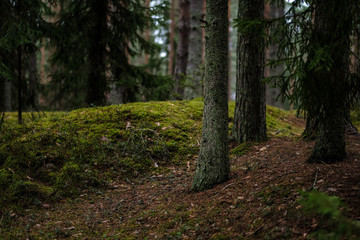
[50,0,171,107]
[191,0,229,192]
[233,0,267,143]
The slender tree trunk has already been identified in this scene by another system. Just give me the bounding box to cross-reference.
[4,80,11,111]
[186,0,204,99]
[307,0,351,163]
[174,0,190,98]
[28,49,39,110]
[228,0,231,101]
[17,47,22,124]
[264,1,284,109]
[0,78,4,111]
[168,0,176,76]
[86,0,108,106]
[191,0,229,192]
[233,0,267,143]
[143,0,150,67]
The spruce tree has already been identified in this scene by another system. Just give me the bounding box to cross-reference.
[191,0,229,192]
[269,0,360,162]
[0,0,51,121]
[305,0,352,162]
[50,0,171,107]
[233,0,267,143]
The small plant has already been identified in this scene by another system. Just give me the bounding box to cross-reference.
[299,190,360,239]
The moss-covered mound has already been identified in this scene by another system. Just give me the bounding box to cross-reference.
[0,100,302,209]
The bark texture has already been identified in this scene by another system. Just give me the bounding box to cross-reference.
[174,0,190,98]
[191,0,229,192]
[233,0,267,143]
[307,0,351,163]
[185,0,204,99]
[264,1,284,109]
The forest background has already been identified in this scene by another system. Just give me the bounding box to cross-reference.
[1,0,360,239]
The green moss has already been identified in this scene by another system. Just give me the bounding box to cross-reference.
[351,107,360,128]
[0,101,302,210]
[266,106,302,137]
[231,142,252,156]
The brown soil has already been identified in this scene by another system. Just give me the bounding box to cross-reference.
[5,120,360,239]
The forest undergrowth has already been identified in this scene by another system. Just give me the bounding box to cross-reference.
[0,100,360,239]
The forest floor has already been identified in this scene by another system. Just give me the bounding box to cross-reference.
[2,114,360,239]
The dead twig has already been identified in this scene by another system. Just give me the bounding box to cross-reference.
[245,226,264,237]
[308,167,320,191]
[222,182,236,191]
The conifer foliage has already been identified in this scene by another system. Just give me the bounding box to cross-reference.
[0,0,51,121]
[268,0,360,162]
[50,0,172,107]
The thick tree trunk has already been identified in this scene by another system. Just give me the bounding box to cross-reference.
[191,0,229,192]
[174,0,190,98]
[264,1,284,109]
[306,0,351,163]
[185,0,204,99]
[86,0,107,106]
[233,0,267,143]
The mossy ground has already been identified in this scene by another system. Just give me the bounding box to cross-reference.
[1,101,359,239]
[0,101,303,209]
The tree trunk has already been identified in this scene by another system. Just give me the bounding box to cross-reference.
[86,0,108,106]
[143,0,150,67]
[227,0,231,101]
[191,0,229,192]
[0,79,4,112]
[185,0,204,99]
[233,0,267,143]
[168,0,176,76]
[264,1,285,109]
[28,49,39,110]
[4,80,11,111]
[306,0,351,163]
[174,0,190,98]
[17,47,22,124]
